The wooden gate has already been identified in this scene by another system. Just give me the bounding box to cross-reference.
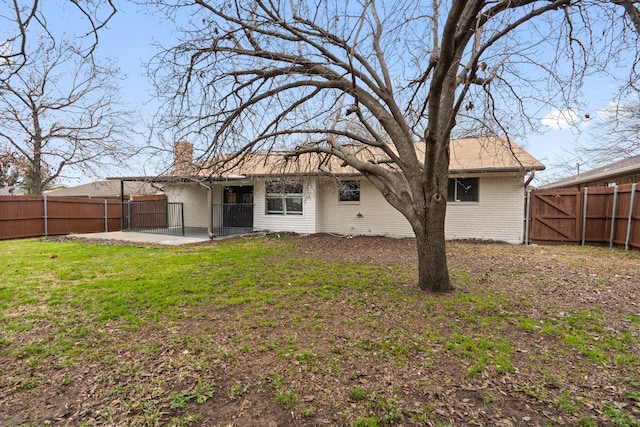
[527,184,639,249]
[528,189,582,244]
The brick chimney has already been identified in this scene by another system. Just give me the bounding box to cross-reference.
[174,141,193,174]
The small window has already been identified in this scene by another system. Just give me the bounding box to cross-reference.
[265,180,303,215]
[447,178,479,202]
[339,180,360,202]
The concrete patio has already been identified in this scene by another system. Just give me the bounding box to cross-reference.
[70,230,210,246]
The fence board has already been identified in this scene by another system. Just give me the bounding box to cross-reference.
[631,193,640,249]
[584,187,614,245]
[528,189,582,244]
[0,196,122,240]
[529,183,639,250]
[613,187,632,247]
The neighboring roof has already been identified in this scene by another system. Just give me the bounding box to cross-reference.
[0,185,25,196]
[44,180,161,198]
[540,155,640,189]
[112,136,544,183]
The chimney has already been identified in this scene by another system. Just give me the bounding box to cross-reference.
[174,141,193,174]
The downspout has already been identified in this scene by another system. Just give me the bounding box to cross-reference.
[524,170,536,188]
[120,179,125,231]
[523,171,535,245]
[524,191,531,245]
[207,180,213,239]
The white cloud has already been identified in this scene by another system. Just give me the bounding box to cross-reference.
[540,108,578,130]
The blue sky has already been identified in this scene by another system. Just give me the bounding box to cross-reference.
[51,2,633,187]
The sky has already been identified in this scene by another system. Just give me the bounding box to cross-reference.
[34,2,637,187]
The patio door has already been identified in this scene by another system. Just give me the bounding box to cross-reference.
[223,186,254,228]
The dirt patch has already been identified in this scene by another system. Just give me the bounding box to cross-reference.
[2,234,640,426]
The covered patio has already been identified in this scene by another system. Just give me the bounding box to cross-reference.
[111,176,256,239]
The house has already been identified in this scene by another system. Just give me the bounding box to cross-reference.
[114,137,544,243]
[0,185,26,196]
[44,180,162,200]
[540,155,640,189]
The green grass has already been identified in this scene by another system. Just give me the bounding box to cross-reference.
[0,237,388,331]
[350,386,369,401]
[444,333,514,376]
[1,237,639,426]
[171,378,216,408]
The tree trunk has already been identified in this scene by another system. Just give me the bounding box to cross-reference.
[32,148,42,196]
[414,196,453,293]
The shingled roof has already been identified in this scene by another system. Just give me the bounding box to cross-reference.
[540,155,640,189]
[198,136,544,178]
[112,136,544,183]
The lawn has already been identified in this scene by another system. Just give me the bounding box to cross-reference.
[1,234,639,426]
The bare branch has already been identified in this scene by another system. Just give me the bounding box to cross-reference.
[147,0,640,291]
[0,36,132,194]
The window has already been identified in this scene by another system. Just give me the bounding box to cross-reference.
[339,180,360,202]
[447,178,479,202]
[265,180,303,215]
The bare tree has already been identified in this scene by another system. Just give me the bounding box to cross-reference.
[0,1,131,195]
[0,149,26,187]
[1,1,116,81]
[0,34,133,195]
[574,93,640,168]
[614,0,640,34]
[149,0,638,292]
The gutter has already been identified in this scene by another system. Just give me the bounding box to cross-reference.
[524,171,536,188]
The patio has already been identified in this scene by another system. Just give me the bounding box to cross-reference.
[71,229,211,246]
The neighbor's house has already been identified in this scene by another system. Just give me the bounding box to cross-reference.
[540,155,640,189]
[0,185,25,196]
[44,180,163,200]
[115,137,544,244]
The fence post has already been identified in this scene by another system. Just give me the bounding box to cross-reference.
[581,187,588,246]
[43,195,48,237]
[128,202,132,230]
[524,190,531,245]
[104,199,108,232]
[181,203,185,236]
[610,186,618,248]
[625,183,636,251]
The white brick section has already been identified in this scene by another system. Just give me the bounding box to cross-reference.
[317,177,413,237]
[163,183,209,228]
[252,177,318,234]
[445,175,525,244]
[317,175,526,243]
[164,174,527,243]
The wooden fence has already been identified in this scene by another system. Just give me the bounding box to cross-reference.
[0,196,122,240]
[526,183,639,250]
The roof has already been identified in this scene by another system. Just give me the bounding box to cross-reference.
[44,180,161,198]
[215,136,544,177]
[0,185,26,196]
[448,136,544,173]
[112,136,544,183]
[540,155,640,189]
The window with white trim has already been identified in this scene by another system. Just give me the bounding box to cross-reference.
[265,180,303,215]
[338,180,360,202]
[447,178,479,202]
